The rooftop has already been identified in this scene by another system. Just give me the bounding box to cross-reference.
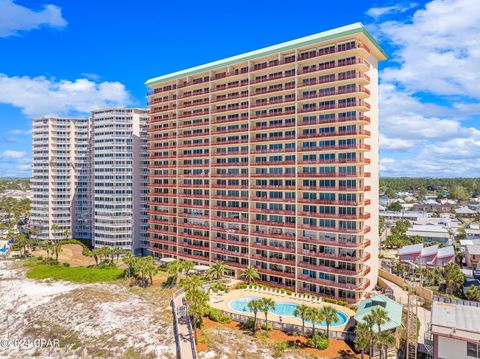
[145,22,387,86]
[431,298,480,340]
[399,243,423,256]
[354,294,403,332]
[466,245,480,256]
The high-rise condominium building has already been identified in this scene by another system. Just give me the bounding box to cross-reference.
[31,117,92,240]
[31,109,149,252]
[145,23,386,303]
[91,108,149,251]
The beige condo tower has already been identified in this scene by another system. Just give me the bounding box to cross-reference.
[145,23,386,303]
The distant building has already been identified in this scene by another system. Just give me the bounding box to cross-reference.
[414,203,451,213]
[399,244,455,267]
[456,206,478,218]
[31,117,92,241]
[465,245,480,270]
[406,224,451,244]
[466,228,480,240]
[380,210,430,225]
[429,297,480,359]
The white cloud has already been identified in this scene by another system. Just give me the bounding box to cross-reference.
[366,3,417,18]
[375,0,480,98]
[1,150,26,159]
[0,74,132,117]
[7,129,31,135]
[0,0,67,37]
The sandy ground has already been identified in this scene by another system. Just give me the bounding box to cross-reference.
[32,244,96,267]
[0,260,176,359]
[197,317,364,359]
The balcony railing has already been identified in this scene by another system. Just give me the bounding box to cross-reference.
[298,274,370,291]
[250,242,295,253]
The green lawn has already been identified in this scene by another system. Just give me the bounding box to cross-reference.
[25,261,124,283]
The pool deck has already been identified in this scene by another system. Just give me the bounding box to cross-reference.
[210,289,355,331]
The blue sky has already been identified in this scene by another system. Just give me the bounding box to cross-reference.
[0,0,478,177]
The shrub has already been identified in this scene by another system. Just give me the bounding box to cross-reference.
[42,257,59,266]
[62,262,70,267]
[273,342,289,357]
[306,333,329,350]
[208,307,231,324]
[37,256,43,261]
[210,282,228,293]
[244,318,255,331]
[286,290,292,296]
[235,282,248,289]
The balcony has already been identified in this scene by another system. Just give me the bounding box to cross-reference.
[298,100,370,114]
[298,129,370,139]
[178,252,210,262]
[251,231,296,241]
[212,115,249,125]
[298,58,370,76]
[179,242,209,251]
[250,109,295,120]
[297,211,369,220]
[211,173,248,178]
[211,215,248,224]
[251,135,296,143]
[147,85,177,96]
[211,236,249,246]
[178,111,209,119]
[297,224,371,235]
[178,121,209,129]
[251,83,295,97]
[250,185,295,190]
[148,246,177,256]
[250,242,295,253]
[251,173,295,178]
[251,72,295,85]
[212,104,249,114]
[211,205,248,212]
[147,227,176,236]
[250,147,296,155]
[211,247,249,258]
[297,198,360,206]
[212,92,249,104]
[257,268,295,279]
[298,144,371,152]
[298,73,370,89]
[213,226,249,235]
[178,89,209,100]
[212,82,249,93]
[211,127,248,135]
[251,254,295,265]
[297,42,370,62]
[252,122,296,131]
[148,96,176,105]
[251,219,295,228]
[251,97,295,108]
[178,78,209,89]
[298,158,367,165]
[250,57,295,72]
[298,261,369,276]
[297,172,364,179]
[178,99,209,109]
[297,237,370,249]
[299,116,370,127]
[299,249,371,262]
[298,275,370,291]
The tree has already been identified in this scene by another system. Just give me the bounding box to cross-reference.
[166,260,183,285]
[179,275,203,293]
[378,330,396,359]
[242,266,260,284]
[306,307,324,349]
[354,323,371,359]
[258,297,275,336]
[466,285,480,302]
[442,263,464,295]
[385,188,397,199]
[247,299,262,335]
[62,229,71,240]
[450,185,469,202]
[387,201,402,212]
[122,251,134,277]
[50,224,60,243]
[53,242,62,262]
[371,307,389,334]
[293,304,310,335]
[208,260,227,280]
[379,216,386,236]
[181,260,195,277]
[364,313,376,358]
[321,305,339,339]
[186,288,210,343]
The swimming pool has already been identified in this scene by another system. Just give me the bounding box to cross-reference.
[228,296,348,327]
[0,246,8,253]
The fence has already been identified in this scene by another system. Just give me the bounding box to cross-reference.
[219,310,357,342]
[434,296,480,307]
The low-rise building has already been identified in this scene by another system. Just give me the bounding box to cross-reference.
[465,245,480,270]
[414,203,451,213]
[399,244,455,267]
[406,224,451,244]
[380,210,430,225]
[456,206,478,218]
[429,297,480,359]
[354,294,403,332]
[466,228,480,240]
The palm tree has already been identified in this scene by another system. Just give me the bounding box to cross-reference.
[62,229,71,240]
[364,313,376,358]
[321,305,339,339]
[354,323,371,359]
[53,242,62,262]
[208,260,227,280]
[142,256,158,285]
[371,307,389,334]
[293,304,310,335]
[181,260,195,277]
[122,251,135,277]
[50,224,59,243]
[242,266,260,284]
[180,275,203,293]
[112,247,123,263]
[378,330,396,359]
[306,307,324,349]
[442,263,464,295]
[258,297,275,335]
[187,288,210,343]
[166,260,183,284]
[247,299,262,335]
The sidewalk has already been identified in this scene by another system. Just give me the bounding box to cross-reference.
[173,293,196,359]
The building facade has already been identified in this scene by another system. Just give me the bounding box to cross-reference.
[31,117,92,240]
[91,108,149,251]
[145,23,386,302]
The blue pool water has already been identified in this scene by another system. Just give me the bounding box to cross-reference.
[228,296,348,327]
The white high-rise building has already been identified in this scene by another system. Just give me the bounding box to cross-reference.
[91,108,149,251]
[31,117,92,240]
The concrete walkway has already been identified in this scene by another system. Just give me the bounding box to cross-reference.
[173,293,196,359]
[381,277,430,346]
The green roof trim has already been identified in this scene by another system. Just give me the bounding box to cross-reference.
[145,22,386,87]
[354,294,403,332]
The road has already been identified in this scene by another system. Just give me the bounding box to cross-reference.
[381,277,431,346]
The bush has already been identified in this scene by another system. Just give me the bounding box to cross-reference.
[210,282,228,293]
[273,342,289,357]
[244,318,255,331]
[306,333,329,350]
[286,290,292,296]
[62,262,70,267]
[235,282,248,289]
[42,257,59,266]
[208,307,231,324]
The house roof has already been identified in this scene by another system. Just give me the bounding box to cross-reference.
[421,245,439,257]
[437,246,455,258]
[456,206,477,214]
[354,294,403,332]
[145,23,387,86]
[399,243,423,256]
[466,245,480,256]
[431,299,480,340]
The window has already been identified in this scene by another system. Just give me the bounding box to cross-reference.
[467,342,479,358]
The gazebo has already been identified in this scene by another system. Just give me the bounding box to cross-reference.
[354,294,403,332]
